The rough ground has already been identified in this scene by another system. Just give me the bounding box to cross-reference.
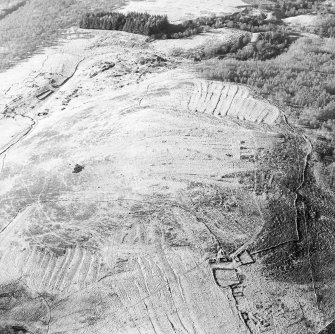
[0,17,324,334]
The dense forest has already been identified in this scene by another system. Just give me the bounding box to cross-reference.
[197,37,335,138]
[79,11,208,38]
[79,12,170,36]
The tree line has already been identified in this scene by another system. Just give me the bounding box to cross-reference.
[79,11,169,36]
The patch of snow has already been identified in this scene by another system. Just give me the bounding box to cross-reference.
[119,0,247,23]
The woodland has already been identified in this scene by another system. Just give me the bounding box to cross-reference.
[198,37,335,140]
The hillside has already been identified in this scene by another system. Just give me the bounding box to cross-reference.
[0,0,335,333]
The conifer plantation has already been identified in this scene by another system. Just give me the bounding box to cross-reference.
[79,12,169,36]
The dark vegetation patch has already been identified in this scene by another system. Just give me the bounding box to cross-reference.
[80,11,170,36]
[318,321,335,334]
[0,282,28,312]
[7,326,28,334]
[0,281,48,331]
[257,191,315,286]
[247,136,305,252]
[258,166,335,319]
[299,177,335,316]
[72,163,84,173]
[79,11,203,39]
[0,326,27,334]
[0,0,26,20]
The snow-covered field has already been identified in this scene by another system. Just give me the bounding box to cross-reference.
[283,14,318,28]
[119,0,247,22]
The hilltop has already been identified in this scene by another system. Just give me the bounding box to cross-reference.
[0,0,335,333]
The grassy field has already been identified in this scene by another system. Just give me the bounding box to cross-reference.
[0,0,123,71]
